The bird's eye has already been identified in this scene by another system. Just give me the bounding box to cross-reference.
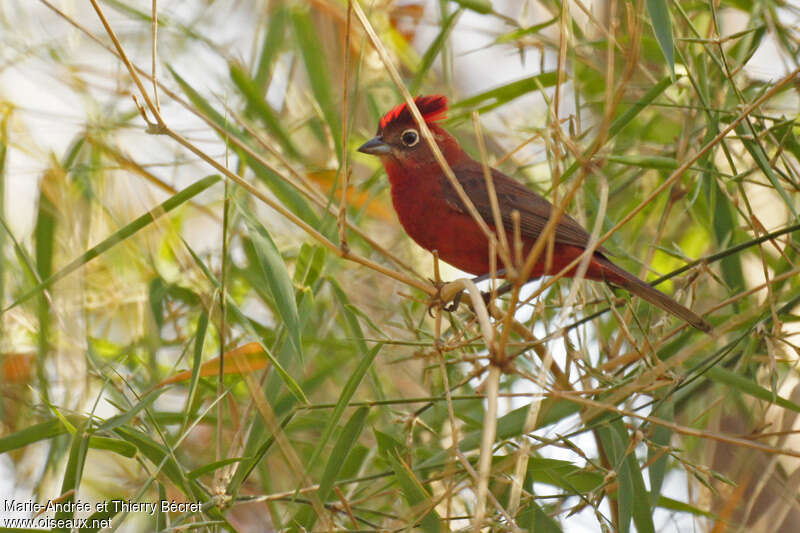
[401,129,419,147]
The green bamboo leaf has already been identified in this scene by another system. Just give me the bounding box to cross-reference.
[377,431,445,533]
[3,175,221,314]
[657,495,715,517]
[294,243,326,288]
[0,112,7,320]
[83,437,136,458]
[562,76,674,182]
[301,344,381,483]
[629,453,656,533]
[168,65,232,132]
[607,154,679,169]
[326,276,368,353]
[646,0,675,76]
[492,16,559,46]
[596,422,633,533]
[411,9,462,93]
[97,389,165,432]
[697,124,746,295]
[182,239,308,404]
[706,365,800,412]
[451,72,558,115]
[113,428,234,528]
[416,399,581,472]
[596,419,655,533]
[168,66,318,227]
[607,76,674,139]
[291,7,342,158]
[772,119,800,163]
[736,122,798,218]
[238,205,302,360]
[518,500,563,532]
[230,62,300,159]
[253,7,288,90]
[184,310,209,427]
[0,416,81,453]
[112,426,199,499]
[0,415,135,459]
[227,413,294,498]
[56,421,90,528]
[295,406,369,529]
[188,457,246,479]
[649,401,673,506]
[451,0,492,14]
[526,457,604,493]
[35,173,56,403]
[327,276,387,401]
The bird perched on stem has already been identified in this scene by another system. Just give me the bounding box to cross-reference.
[358,95,711,333]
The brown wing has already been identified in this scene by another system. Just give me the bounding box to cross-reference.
[442,159,608,254]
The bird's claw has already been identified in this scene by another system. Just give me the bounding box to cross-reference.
[426,276,511,317]
[427,280,463,317]
[443,290,464,312]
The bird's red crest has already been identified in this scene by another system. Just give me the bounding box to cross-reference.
[379,95,448,130]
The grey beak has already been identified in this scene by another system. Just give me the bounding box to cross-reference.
[357,136,392,156]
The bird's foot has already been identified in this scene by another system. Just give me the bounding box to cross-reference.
[427,279,461,317]
[427,271,511,316]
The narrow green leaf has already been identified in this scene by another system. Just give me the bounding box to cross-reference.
[378,438,444,533]
[188,457,246,479]
[303,344,381,474]
[657,495,715,517]
[0,416,86,454]
[227,413,294,498]
[86,437,137,458]
[526,457,604,493]
[596,422,633,533]
[649,401,673,506]
[291,7,342,158]
[411,9,462,93]
[326,276,368,354]
[296,406,369,529]
[97,389,165,432]
[182,239,308,404]
[736,122,798,218]
[230,62,300,159]
[3,175,221,314]
[518,500,563,532]
[56,421,89,528]
[646,0,675,76]
[184,310,209,427]
[607,76,674,139]
[607,154,679,169]
[294,243,326,288]
[451,72,558,115]
[0,415,135,460]
[492,17,559,46]
[239,205,302,360]
[562,76,674,182]
[253,7,288,90]
[706,365,800,412]
[112,426,198,499]
[169,66,318,227]
[451,0,492,14]
[628,453,656,533]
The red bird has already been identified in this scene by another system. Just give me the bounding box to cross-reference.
[358,95,711,332]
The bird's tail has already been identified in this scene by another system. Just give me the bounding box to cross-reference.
[599,259,712,333]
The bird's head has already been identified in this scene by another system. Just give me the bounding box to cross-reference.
[358,95,460,167]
